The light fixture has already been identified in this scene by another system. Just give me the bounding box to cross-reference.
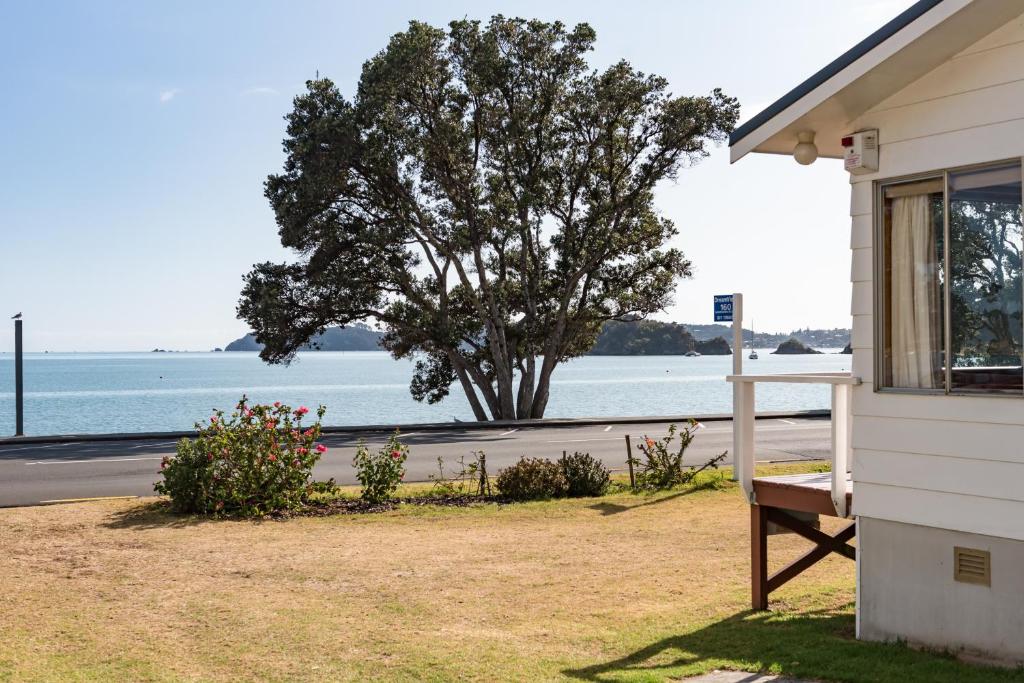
[793,131,818,165]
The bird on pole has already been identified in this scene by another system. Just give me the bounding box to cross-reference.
[11,312,21,319]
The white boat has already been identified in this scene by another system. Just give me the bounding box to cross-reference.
[684,350,701,357]
[748,322,759,359]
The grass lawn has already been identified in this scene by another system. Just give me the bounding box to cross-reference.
[1,464,1022,682]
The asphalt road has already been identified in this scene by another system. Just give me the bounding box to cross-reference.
[0,416,831,507]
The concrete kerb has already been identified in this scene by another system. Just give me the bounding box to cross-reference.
[0,410,830,447]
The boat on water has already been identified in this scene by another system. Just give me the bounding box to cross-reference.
[748,322,759,359]
[684,350,701,357]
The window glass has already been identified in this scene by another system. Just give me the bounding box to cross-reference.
[882,180,945,389]
[948,163,1023,393]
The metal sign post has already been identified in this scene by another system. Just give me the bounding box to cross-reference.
[14,317,23,436]
[715,293,743,480]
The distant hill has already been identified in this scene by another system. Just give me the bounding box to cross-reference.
[225,324,383,352]
[684,323,850,349]
[224,319,849,356]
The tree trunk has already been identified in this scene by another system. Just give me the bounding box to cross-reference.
[448,351,489,422]
[516,356,536,420]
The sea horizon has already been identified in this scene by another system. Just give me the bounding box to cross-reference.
[0,350,849,436]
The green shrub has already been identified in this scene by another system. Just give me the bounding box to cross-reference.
[559,451,610,497]
[634,420,726,491]
[154,396,327,516]
[353,431,408,503]
[496,457,568,501]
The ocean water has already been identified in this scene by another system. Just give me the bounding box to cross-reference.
[0,350,851,436]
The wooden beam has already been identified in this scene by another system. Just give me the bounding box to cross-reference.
[767,508,856,560]
[751,504,768,610]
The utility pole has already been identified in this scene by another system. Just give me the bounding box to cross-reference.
[14,316,24,436]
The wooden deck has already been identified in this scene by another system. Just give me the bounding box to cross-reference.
[753,472,853,517]
[750,472,855,610]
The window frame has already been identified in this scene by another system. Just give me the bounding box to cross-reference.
[873,157,1024,397]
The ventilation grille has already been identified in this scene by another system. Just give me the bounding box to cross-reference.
[954,546,991,586]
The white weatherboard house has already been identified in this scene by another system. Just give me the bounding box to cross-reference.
[729,0,1024,665]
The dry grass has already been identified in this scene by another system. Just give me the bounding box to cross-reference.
[0,465,1018,682]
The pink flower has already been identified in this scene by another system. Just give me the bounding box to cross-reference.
[273,401,281,408]
[296,447,308,455]
[315,444,327,454]
[391,449,401,460]
[244,409,253,418]
[294,406,310,417]
[291,459,300,467]
[268,454,277,462]
[265,421,276,430]
[210,416,218,424]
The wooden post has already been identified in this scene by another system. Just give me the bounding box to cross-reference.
[730,293,743,480]
[751,503,768,610]
[14,318,23,437]
[625,435,635,489]
[830,384,849,518]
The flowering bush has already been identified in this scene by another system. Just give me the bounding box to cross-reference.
[353,431,408,503]
[154,396,327,516]
[634,420,725,491]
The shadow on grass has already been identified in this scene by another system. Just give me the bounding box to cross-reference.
[589,478,727,517]
[563,603,1024,683]
[102,500,218,530]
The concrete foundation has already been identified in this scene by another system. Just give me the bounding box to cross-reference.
[859,516,1024,666]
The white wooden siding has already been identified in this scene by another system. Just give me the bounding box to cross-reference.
[846,15,1024,539]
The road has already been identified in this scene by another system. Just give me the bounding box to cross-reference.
[0,416,831,507]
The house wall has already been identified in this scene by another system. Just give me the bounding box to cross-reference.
[844,12,1024,657]
[859,517,1024,666]
[847,11,1024,542]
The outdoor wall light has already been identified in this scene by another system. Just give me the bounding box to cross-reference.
[793,131,818,165]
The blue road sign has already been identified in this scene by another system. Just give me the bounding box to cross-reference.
[714,294,734,322]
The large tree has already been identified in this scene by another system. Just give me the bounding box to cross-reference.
[239,16,738,421]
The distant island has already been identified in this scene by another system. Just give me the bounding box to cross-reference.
[224,319,850,356]
[773,338,822,355]
[589,318,731,355]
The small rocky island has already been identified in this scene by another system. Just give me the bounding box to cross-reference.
[841,342,852,355]
[772,338,822,355]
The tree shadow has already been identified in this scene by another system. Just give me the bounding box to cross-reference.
[102,500,220,530]
[563,603,1019,682]
[589,479,726,516]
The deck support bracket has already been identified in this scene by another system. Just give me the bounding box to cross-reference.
[751,504,856,610]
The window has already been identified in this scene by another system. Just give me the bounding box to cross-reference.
[879,160,1023,394]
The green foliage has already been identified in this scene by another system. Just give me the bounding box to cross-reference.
[496,457,569,501]
[352,432,408,503]
[238,16,739,421]
[634,421,726,491]
[154,396,327,516]
[558,451,610,497]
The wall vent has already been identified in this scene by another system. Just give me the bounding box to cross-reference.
[954,546,991,586]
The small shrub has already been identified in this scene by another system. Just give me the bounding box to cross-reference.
[353,431,408,503]
[430,451,491,497]
[496,457,568,501]
[559,451,610,497]
[634,420,726,491]
[154,396,327,516]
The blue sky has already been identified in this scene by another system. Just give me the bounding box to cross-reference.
[0,0,915,352]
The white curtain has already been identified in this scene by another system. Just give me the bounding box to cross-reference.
[890,194,940,388]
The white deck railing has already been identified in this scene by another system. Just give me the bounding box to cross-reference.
[725,372,861,518]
